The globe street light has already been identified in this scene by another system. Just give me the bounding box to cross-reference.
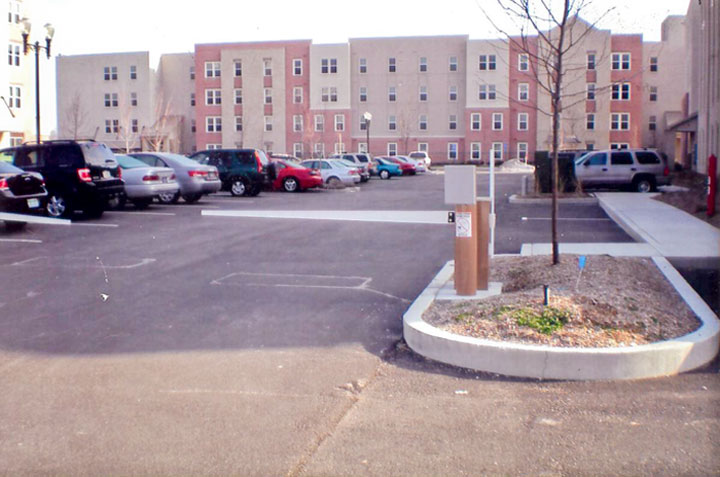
[363,111,372,155]
[21,18,54,144]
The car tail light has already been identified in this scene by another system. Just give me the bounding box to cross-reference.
[349,169,358,175]
[170,173,176,180]
[663,166,669,176]
[309,170,318,176]
[117,167,122,180]
[255,151,263,173]
[142,174,160,182]
[0,178,8,190]
[77,168,92,182]
[188,170,208,178]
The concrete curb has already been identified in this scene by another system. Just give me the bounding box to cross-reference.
[403,257,720,381]
[508,194,598,205]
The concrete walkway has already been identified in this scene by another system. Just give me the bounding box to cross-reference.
[596,193,720,258]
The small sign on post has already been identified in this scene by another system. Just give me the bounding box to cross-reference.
[445,166,478,296]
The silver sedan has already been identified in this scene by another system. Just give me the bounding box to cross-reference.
[129,152,222,203]
[114,154,179,208]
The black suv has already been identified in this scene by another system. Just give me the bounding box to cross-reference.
[0,140,124,218]
[189,149,270,196]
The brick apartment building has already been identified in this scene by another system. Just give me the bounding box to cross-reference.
[55,15,692,164]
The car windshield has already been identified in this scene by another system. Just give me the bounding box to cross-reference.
[0,161,23,173]
[336,160,356,168]
[409,153,424,159]
[575,152,592,165]
[115,155,149,169]
[80,142,117,166]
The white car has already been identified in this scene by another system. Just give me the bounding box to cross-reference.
[408,151,432,169]
[299,159,361,186]
[398,155,427,173]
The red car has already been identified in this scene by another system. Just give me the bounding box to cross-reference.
[381,156,416,175]
[271,160,323,192]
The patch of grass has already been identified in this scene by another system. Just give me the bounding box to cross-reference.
[453,312,474,324]
[492,305,514,319]
[511,307,570,335]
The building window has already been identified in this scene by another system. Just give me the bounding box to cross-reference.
[131,119,138,133]
[206,117,221,132]
[321,87,329,102]
[8,86,20,108]
[206,89,221,105]
[449,114,457,130]
[293,115,303,132]
[235,116,243,132]
[388,115,396,131]
[419,86,427,102]
[263,59,272,76]
[419,56,427,72]
[388,87,396,102]
[471,143,481,160]
[388,143,397,156]
[293,87,302,104]
[359,87,367,102]
[7,43,20,66]
[650,57,658,72]
[314,115,323,132]
[491,142,503,162]
[130,92,137,106]
[206,144,222,150]
[335,114,345,131]
[321,87,338,103]
[130,65,137,80]
[105,119,119,134]
[649,115,657,131]
[518,53,529,71]
[103,66,118,80]
[587,52,596,70]
[449,86,458,101]
[586,142,595,151]
[449,56,458,72]
[190,93,195,106]
[205,61,220,78]
[448,143,458,160]
[587,83,596,100]
[492,113,503,130]
[388,57,396,73]
[586,113,595,130]
[471,113,481,130]
[314,143,325,158]
[479,54,496,70]
[8,1,20,23]
[610,113,630,130]
[104,93,119,107]
[419,115,427,130]
[293,143,303,158]
[611,53,631,70]
[479,84,496,100]
[649,86,658,101]
[518,113,528,131]
[234,89,242,105]
[610,143,630,150]
[190,66,195,80]
[293,58,302,76]
[518,83,529,101]
[234,60,242,77]
[264,88,272,104]
[612,83,631,101]
[359,57,367,74]
[321,58,337,74]
[517,142,528,161]
[360,116,367,131]
[264,116,273,132]
[191,120,196,133]
[418,143,428,152]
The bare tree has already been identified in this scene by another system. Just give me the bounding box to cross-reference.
[143,87,173,152]
[117,89,139,153]
[64,91,88,140]
[482,0,614,265]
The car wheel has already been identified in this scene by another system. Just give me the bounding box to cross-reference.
[182,193,202,203]
[380,170,390,180]
[248,184,262,197]
[283,177,300,192]
[327,176,342,188]
[230,178,248,197]
[46,193,71,218]
[634,177,654,193]
[4,221,26,231]
[158,191,180,204]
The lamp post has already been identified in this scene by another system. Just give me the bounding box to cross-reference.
[21,18,54,144]
[363,112,372,155]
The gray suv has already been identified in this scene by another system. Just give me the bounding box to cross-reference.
[574,149,670,192]
[328,153,371,181]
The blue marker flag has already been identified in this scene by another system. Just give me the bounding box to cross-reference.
[578,256,586,270]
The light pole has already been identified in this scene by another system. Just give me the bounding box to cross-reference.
[21,18,54,144]
[363,112,372,155]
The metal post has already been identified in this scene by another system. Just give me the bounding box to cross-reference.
[366,121,370,155]
[489,152,496,257]
[34,42,40,144]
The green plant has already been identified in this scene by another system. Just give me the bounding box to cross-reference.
[512,306,570,335]
[454,312,473,323]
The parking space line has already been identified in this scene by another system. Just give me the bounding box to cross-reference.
[105,211,176,216]
[71,223,120,228]
[0,238,42,243]
[521,217,611,221]
[202,210,450,224]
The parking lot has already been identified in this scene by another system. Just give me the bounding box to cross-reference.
[1,172,717,476]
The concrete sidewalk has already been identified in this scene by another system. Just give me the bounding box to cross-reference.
[596,192,720,258]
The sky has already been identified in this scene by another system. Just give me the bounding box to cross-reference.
[26,0,692,134]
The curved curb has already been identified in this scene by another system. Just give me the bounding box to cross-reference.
[403,258,720,381]
[508,194,598,205]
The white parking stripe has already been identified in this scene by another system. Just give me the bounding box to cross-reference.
[0,238,42,243]
[202,210,450,224]
[105,211,176,216]
[521,217,611,221]
[71,222,120,228]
